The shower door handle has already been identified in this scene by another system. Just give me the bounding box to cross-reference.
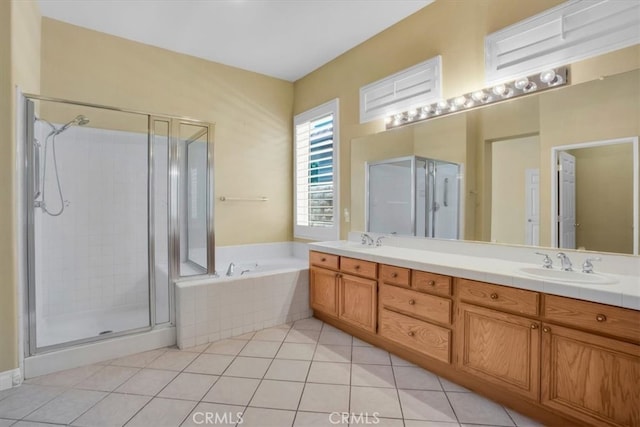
[33,140,41,199]
[443,177,449,207]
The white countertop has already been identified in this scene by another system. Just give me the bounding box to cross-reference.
[309,240,640,310]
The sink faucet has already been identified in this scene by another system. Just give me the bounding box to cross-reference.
[582,257,601,274]
[361,233,374,246]
[226,262,235,276]
[375,236,386,247]
[556,252,573,272]
[535,252,553,269]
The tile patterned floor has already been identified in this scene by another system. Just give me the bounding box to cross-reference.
[0,318,544,427]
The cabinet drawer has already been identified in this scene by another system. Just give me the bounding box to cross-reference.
[379,308,451,363]
[309,251,339,270]
[379,264,410,288]
[341,257,377,279]
[413,271,452,296]
[380,284,451,325]
[544,295,640,343]
[457,279,539,316]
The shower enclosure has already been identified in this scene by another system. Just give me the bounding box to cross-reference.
[366,156,461,239]
[24,95,214,354]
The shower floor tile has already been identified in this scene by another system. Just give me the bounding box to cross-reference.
[9,318,541,427]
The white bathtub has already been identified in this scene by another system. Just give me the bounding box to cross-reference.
[175,242,311,349]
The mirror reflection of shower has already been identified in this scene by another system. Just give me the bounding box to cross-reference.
[34,115,90,216]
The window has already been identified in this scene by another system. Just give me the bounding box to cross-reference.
[294,99,339,241]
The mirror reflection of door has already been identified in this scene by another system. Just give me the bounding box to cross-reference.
[491,135,540,245]
[555,141,635,254]
[558,151,576,249]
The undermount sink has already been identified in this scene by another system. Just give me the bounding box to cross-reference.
[517,267,618,285]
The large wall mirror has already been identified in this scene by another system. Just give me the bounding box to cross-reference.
[351,68,640,255]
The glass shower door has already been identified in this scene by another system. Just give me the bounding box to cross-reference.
[27,99,152,351]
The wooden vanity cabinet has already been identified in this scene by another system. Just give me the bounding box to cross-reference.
[541,323,640,426]
[338,257,377,332]
[456,302,541,400]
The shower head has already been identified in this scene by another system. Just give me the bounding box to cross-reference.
[55,115,90,134]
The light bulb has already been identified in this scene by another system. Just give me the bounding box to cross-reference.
[454,96,467,107]
[539,70,556,84]
[471,90,488,103]
[407,109,418,118]
[437,100,449,110]
[514,77,530,90]
[492,84,507,96]
[385,116,392,124]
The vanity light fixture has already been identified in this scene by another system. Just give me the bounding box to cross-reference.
[386,66,568,129]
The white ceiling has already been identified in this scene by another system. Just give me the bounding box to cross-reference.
[38,0,433,82]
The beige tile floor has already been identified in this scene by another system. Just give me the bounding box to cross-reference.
[0,318,544,427]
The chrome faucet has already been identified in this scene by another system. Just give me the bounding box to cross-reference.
[226,262,235,276]
[535,252,553,269]
[361,233,374,246]
[375,236,386,247]
[582,257,601,274]
[556,252,573,271]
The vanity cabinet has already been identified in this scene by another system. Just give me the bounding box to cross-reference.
[338,257,377,332]
[309,250,640,427]
[309,251,377,332]
[541,323,640,426]
[456,302,540,400]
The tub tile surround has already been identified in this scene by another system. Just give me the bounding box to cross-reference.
[308,232,640,310]
[0,318,541,426]
[176,242,312,349]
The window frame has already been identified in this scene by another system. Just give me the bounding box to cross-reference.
[293,98,340,241]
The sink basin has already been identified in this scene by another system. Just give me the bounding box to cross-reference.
[517,267,618,285]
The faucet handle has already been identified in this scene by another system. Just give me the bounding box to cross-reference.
[535,252,553,269]
[375,236,386,247]
[582,257,601,274]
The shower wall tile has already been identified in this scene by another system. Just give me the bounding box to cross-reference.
[37,126,150,324]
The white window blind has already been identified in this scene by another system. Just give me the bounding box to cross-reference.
[294,99,339,241]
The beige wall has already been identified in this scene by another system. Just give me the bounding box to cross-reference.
[40,18,294,247]
[491,136,540,245]
[1,0,41,373]
[570,144,634,254]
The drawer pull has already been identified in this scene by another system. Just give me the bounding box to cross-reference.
[428,280,435,286]
[355,265,360,270]
[543,326,551,333]
[530,323,539,330]
[321,257,326,262]
[408,299,416,305]
[391,272,398,278]
[407,331,415,337]
[596,314,607,322]
[490,293,498,300]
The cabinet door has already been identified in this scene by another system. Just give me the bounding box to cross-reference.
[456,303,540,400]
[541,323,640,427]
[310,267,339,317]
[338,274,377,332]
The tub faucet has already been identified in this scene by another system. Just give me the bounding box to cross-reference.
[361,233,374,246]
[556,252,573,271]
[226,262,235,276]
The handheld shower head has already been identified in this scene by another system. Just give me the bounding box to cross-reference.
[56,115,90,134]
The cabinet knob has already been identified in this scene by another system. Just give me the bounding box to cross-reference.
[530,323,539,330]
[543,326,551,333]
[408,331,415,337]
[408,299,416,305]
[391,272,398,278]
[490,293,498,300]
[321,257,326,262]
[596,314,607,322]
[355,265,360,270]
[428,280,435,286]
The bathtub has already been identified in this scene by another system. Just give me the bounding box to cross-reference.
[175,242,311,349]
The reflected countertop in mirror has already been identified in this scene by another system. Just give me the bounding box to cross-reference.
[351,69,640,256]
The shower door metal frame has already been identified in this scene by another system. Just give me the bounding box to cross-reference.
[23,94,215,356]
